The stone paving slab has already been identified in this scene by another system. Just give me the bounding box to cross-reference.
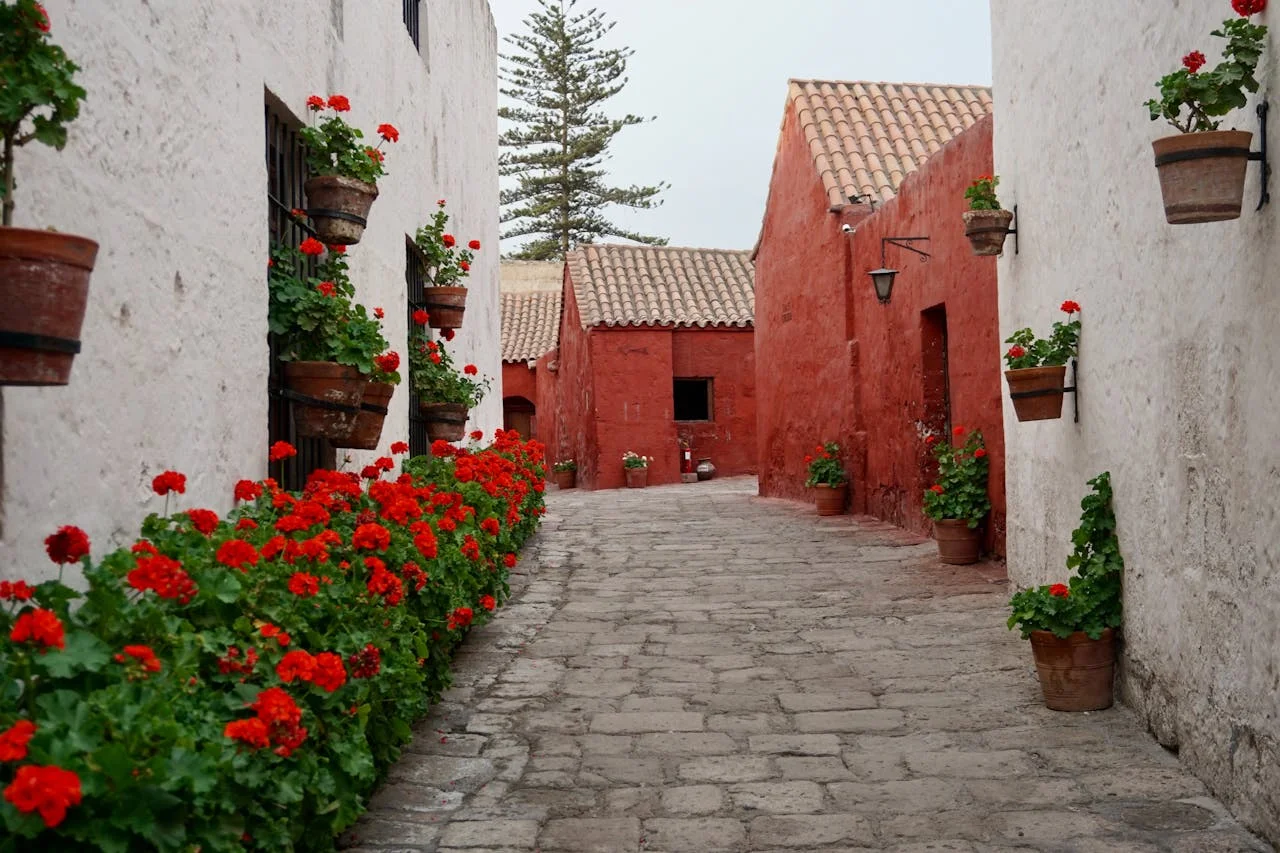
[344,478,1272,852]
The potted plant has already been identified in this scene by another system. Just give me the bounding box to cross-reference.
[335,341,401,452]
[0,1,95,386]
[413,199,481,330]
[804,442,847,516]
[1003,300,1080,422]
[1008,472,1123,711]
[1145,1,1267,224]
[408,323,489,441]
[268,241,394,440]
[922,427,991,564]
[961,175,1014,256]
[552,459,577,489]
[622,452,651,488]
[300,95,398,245]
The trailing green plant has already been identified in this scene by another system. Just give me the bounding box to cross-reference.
[1003,300,1081,370]
[551,459,576,473]
[963,175,1002,211]
[299,95,398,185]
[0,0,86,227]
[413,200,481,289]
[922,427,991,528]
[622,452,650,470]
[407,330,490,408]
[1145,2,1267,134]
[1007,472,1125,639]
[803,442,846,488]
[0,432,546,851]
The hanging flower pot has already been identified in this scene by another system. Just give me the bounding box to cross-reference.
[281,361,366,440]
[1152,130,1251,224]
[331,381,395,450]
[424,286,468,330]
[962,208,1014,256]
[1003,301,1079,422]
[1005,365,1068,421]
[0,228,98,386]
[420,402,468,442]
[304,176,378,245]
[1028,628,1116,711]
[933,519,982,564]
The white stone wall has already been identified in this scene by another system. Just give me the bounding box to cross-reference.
[992,1,1279,842]
[0,0,499,581]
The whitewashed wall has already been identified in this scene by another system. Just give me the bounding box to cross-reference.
[0,0,500,581]
[992,1,1279,842]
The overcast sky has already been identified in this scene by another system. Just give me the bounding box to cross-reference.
[490,0,992,253]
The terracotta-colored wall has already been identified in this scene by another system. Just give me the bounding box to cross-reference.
[501,362,537,404]
[588,327,681,489]
[534,348,561,465]
[554,276,600,488]
[672,328,757,477]
[756,110,1006,554]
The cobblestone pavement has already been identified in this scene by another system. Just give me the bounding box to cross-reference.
[344,477,1271,853]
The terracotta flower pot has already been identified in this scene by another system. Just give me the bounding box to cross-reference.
[424,286,468,330]
[1152,130,1251,224]
[1028,628,1116,712]
[625,467,648,488]
[420,401,468,442]
[813,483,847,516]
[554,470,576,489]
[0,227,98,386]
[304,175,378,245]
[962,208,1014,256]
[933,519,982,564]
[331,381,395,450]
[281,361,366,440]
[1005,365,1067,422]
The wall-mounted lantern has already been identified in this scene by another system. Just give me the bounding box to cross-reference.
[867,237,930,304]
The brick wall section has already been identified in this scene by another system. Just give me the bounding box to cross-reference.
[672,328,757,479]
[756,111,1006,554]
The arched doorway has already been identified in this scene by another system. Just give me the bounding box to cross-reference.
[503,396,536,438]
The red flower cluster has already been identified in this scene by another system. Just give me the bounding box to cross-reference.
[503,553,517,569]
[0,580,35,601]
[390,441,410,455]
[260,624,291,647]
[930,484,945,495]
[468,239,481,251]
[1006,344,1027,359]
[400,561,428,592]
[270,441,298,462]
[288,572,320,597]
[974,448,988,459]
[442,234,456,248]
[186,508,219,536]
[43,525,89,565]
[374,306,385,319]
[365,558,404,606]
[413,309,430,325]
[226,687,308,757]
[299,237,325,256]
[447,607,473,631]
[128,555,198,604]
[348,644,381,679]
[217,645,259,675]
[9,609,65,650]
[463,364,478,375]
[353,522,391,552]
[3,764,82,828]
[0,719,36,762]
[460,535,481,562]
[1182,51,1207,74]
[469,430,484,441]
[316,281,336,297]
[377,123,399,142]
[1060,300,1081,314]
[327,94,351,112]
[1233,0,1266,16]
[32,3,51,33]
[479,595,496,612]
[116,644,162,673]
[374,351,400,373]
[151,470,186,496]
[1049,583,1071,598]
[480,517,500,536]
[234,479,264,502]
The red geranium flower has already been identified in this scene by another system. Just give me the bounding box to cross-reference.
[0,581,34,601]
[479,594,496,612]
[276,650,317,683]
[216,539,259,571]
[328,244,346,254]
[288,572,320,598]
[311,652,347,692]
[1182,51,1207,74]
[121,644,162,673]
[1049,583,1070,598]
[1060,300,1081,314]
[374,351,400,373]
[390,441,410,455]
[186,509,219,536]
[974,448,988,458]
[224,717,270,749]
[1233,0,1266,16]
[481,517,500,536]
[929,484,945,495]
[470,429,484,441]
[0,720,36,762]
[44,526,89,565]
[316,281,336,297]
[9,609,65,651]
[374,306,385,319]
[1006,345,1027,359]
[349,644,381,678]
[447,607,474,630]
[429,352,441,365]
[365,147,384,164]
[377,123,399,142]
[503,553,517,568]
[306,94,326,111]
[299,237,325,256]
[442,234,456,248]
[463,364,478,376]
[441,328,455,341]
[468,239,481,250]
[460,260,470,272]
[327,94,351,111]
[437,199,446,206]
[413,309,430,325]
[352,523,391,552]
[32,3,50,33]
[3,764,82,828]
[151,470,187,496]
[234,479,263,502]
[269,441,298,462]
[952,426,965,437]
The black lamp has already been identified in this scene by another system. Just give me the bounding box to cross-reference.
[867,237,930,304]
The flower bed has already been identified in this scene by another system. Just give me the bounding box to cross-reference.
[0,431,546,851]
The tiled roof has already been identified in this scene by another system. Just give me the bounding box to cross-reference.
[790,79,993,208]
[566,244,754,329]
[500,290,562,364]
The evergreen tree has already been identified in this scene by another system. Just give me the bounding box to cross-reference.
[499,0,667,260]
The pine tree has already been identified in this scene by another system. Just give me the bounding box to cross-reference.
[499,0,667,260]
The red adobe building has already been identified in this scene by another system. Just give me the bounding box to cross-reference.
[548,244,757,490]
[754,80,1007,554]
[500,284,562,445]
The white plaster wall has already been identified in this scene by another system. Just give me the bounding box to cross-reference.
[0,0,499,581]
[992,1,1280,842]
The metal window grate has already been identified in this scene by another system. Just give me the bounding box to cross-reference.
[403,0,420,50]
[406,238,431,457]
[266,105,335,489]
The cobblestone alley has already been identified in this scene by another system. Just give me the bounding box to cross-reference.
[344,478,1270,852]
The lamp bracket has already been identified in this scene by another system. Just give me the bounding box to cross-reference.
[880,236,931,267]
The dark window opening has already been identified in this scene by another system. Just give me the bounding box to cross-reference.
[673,378,713,422]
[403,0,420,50]
[920,304,952,445]
[266,103,335,489]
[406,239,431,458]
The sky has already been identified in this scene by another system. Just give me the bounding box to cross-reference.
[490,0,992,253]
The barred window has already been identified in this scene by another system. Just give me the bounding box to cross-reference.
[403,0,420,50]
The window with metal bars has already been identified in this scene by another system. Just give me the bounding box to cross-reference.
[266,103,335,489]
[406,238,431,457]
[403,0,420,51]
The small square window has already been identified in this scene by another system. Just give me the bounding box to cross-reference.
[674,378,712,422]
